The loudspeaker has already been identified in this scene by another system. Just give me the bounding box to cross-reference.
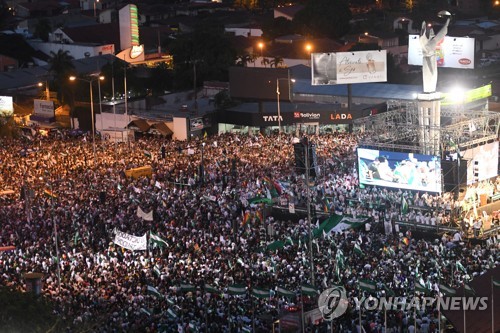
[293,140,317,177]
[99,191,106,204]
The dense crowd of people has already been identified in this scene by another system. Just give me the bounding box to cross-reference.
[0,129,498,332]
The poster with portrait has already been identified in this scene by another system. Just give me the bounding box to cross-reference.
[311,53,337,85]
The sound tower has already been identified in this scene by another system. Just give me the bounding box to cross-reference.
[293,139,317,177]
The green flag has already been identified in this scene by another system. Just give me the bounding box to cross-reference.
[228,284,246,295]
[252,287,270,298]
[415,281,431,295]
[301,284,318,296]
[455,261,467,273]
[464,284,475,296]
[166,308,177,319]
[354,243,364,256]
[144,150,152,158]
[359,279,377,292]
[150,231,168,247]
[204,284,220,294]
[247,197,273,205]
[401,196,409,214]
[180,283,196,292]
[147,285,162,299]
[276,286,296,299]
[439,284,457,296]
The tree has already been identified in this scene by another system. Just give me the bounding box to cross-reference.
[261,58,270,68]
[167,18,236,90]
[236,53,253,67]
[48,50,75,105]
[270,56,284,68]
[261,16,294,40]
[293,0,352,39]
[33,18,52,42]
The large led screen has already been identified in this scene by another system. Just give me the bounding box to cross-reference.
[462,141,499,184]
[358,148,442,192]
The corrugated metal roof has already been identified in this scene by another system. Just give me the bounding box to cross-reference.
[292,79,422,100]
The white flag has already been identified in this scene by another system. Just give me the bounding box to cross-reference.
[137,207,153,221]
[114,229,147,251]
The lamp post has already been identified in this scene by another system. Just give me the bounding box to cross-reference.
[276,78,295,135]
[69,74,104,163]
[38,81,50,100]
[305,43,312,66]
[93,0,99,18]
[200,142,206,185]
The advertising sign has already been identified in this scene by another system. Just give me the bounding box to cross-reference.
[311,51,387,85]
[441,84,492,106]
[0,96,13,117]
[357,148,442,192]
[408,35,475,69]
[190,117,205,131]
[336,50,387,84]
[462,141,498,184]
[33,99,55,118]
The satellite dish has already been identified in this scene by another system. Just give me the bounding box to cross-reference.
[437,10,452,17]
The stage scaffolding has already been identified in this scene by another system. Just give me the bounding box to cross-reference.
[354,100,500,156]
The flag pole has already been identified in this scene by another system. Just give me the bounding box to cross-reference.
[463,286,466,333]
[492,277,495,333]
[359,288,362,332]
[384,303,387,333]
[301,289,305,333]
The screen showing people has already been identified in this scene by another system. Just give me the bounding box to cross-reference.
[358,148,442,192]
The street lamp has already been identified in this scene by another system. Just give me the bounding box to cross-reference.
[38,81,50,100]
[93,0,99,18]
[305,43,313,65]
[258,42,264,58]
[69,74,104,163]
[276,77,295,134]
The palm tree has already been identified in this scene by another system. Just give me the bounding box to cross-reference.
[48,50,75,125]
[235,53,252,67]
[261,58,270,68]
[270,56,284,68]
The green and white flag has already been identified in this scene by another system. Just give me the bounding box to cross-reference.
[383,283,395,296]
[73,231,81,246]
[439,284,457,296]
[252,287,270,298]
[494,278,500,288]
[140,307,152,316]
[147,285,162,299]
[464,284,475,296]
[276,286,296,299]
[301,284,318,296]
[149,231,168,247]
[144,150,152,158]
[455,261,467,273]
[359,279,377,292]
[153,266,161,277]
[354,243,364,256]
[166,308,177,319]
[228,284,246,295]
[166,297,175,306]
[180,283,196,292]
[401,196,409,214]
[242,327,251,333]
[415,281,431,295]
[204,284,220,294]
[188,322,199,332]
[336,249,345,269]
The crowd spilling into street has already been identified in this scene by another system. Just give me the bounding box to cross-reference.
[0,129,498,332]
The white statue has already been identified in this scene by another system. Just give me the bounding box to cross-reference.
[419,15,451,93]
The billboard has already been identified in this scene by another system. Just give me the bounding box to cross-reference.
[311,50,387,85]
[229,67,291,100]
[462,141,498,184]
[33,99,55,119]
[0,96,13,117]
[408,35,475,69]
[189,115,211,132]
[441,84,492,106]
[357,148,442,192]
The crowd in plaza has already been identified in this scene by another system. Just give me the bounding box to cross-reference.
[0,129,498,332]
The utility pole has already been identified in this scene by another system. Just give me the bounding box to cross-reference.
[305,139,314,286]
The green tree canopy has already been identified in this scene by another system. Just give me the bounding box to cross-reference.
[293,0,352,39]
[48,50,75,106]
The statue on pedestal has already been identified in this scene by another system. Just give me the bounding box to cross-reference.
[420,12,451,93]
